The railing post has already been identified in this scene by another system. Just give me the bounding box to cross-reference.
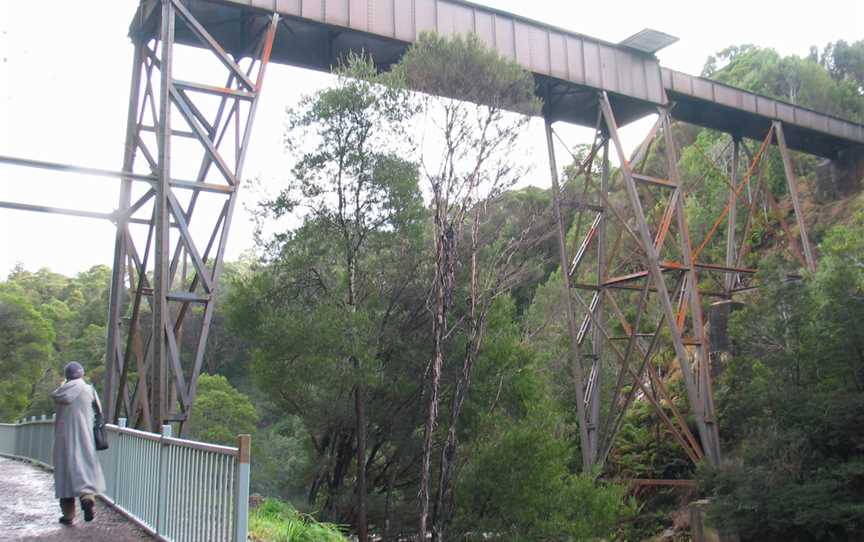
[51,414,56,467]
[157,424,172,536]
[234,434,251,542]
[114,418,127,502]
[13,419,19,458]
[28,416,35,459]
[40,415,47,465]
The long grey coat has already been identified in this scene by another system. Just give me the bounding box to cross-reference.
[51,379,106,498]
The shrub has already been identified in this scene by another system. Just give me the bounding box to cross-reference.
[249,499,349,542]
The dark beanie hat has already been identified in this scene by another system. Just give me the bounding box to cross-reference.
[64,361,85,380]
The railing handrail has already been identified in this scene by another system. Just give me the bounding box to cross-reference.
[104,424,240,456]
[0,415,251,542]
[8,419,241,456]
[8,417,54,426]
[162,435,239,456]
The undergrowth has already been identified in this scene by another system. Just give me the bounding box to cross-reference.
[248,498,349,542]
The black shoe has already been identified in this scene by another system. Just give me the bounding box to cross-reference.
[59,516,74,525]
[81,498,95,522]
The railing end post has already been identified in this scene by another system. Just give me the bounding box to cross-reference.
[155,424,173,535]
[234,434,252,542]
[238,434,251,464]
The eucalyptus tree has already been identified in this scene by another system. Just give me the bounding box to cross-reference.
[389,32,541,541]
[232,55,426,540]
[0,290,54,421]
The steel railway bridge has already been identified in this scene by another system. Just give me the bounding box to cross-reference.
[2,0,863,475]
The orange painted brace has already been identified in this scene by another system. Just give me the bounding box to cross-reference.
[693,143,752,211]
[256,16,279,92]
[692,127,774,261]
[764,187,809,269]
[654,189,679,252]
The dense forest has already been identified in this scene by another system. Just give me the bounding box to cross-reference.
[2,37,863,541]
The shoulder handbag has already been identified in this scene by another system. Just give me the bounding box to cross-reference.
[91,386,109,451]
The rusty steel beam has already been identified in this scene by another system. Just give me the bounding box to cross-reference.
[774,121,817,272]
[604,273,704,462]
[545,115,594,471]
[693,127,774,262]
[726,137,740,295]
[599,92,721,465]
[589,140,610,463]
[571,103,820,472]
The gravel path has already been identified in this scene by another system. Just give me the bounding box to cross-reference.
[0,456,155,542]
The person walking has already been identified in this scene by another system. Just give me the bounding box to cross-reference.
[51,361,106,525]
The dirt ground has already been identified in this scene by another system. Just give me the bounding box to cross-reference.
[0,456,154,542]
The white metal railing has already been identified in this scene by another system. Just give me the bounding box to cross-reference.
[0,416,251,542]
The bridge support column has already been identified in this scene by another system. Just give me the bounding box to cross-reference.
[105,41,147,425]
[544,115,594,471]
[550,98,832,471]
[775,121,817,272]
[545,91,729,470]
[724,137,740,296]
[106,0,280,432]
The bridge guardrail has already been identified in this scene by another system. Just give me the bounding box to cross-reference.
[0,416,251,542]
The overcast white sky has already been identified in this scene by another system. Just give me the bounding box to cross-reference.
[0,0,861,277]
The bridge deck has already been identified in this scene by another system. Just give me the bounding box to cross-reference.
[663,68,864,157]
[0,457,154,542]
[131,0,864,158]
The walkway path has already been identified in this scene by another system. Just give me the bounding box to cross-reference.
[0,456,154,541]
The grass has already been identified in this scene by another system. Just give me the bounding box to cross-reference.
[248,498,350,542]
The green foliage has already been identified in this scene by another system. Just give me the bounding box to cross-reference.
[699,214,864,541]
[678,43,864,271]
[4,31,854,541]
[249,499,349,542]
[2,265,110,380]
[821,40,864,93]
[391,32,541,115]
[233,53,430,526]
[455,294,551,455]
[190,374,259,446]
[251,416,313,503]
[607,399,693,481]
[449,296,634,541]
[266,52,423,239]
[454,410,634,541]
[0,291,54,422]
[475,187,558,315]
[702,45,864,121]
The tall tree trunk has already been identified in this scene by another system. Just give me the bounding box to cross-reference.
[347,248,369,542]
[432,218,481,540]
[355,369,368,542]
[420,209,454,541]
[324,430,355,518]
[384,447,401,540]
